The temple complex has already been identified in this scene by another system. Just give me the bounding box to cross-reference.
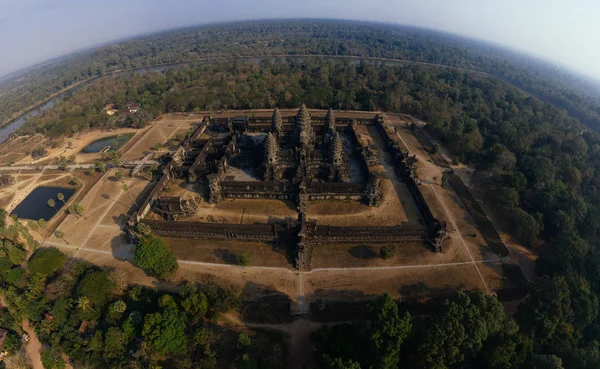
[128,106,449,271]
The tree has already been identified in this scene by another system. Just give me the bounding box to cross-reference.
[413,291,509,368]
[67,203,84,217]
[180,284,208,324]
[28,247,67,277]
[431,143,441,154]
[104,327,128,359]
[77,296,93,312]
[40,348,66,369]
[54,230,65,241]
[47,199,57,211]
[76,270,114,306]
[114,171,123,182]
[122,183,138,207]
[135,222,151,236]
[134,235,178,279]
[142,303,187,355]
[37,218,46,230]
[0,208,7,228]
[322,356,362,369]
[95,161,106,173]
[56,193,65,203]
[367,293,412,369]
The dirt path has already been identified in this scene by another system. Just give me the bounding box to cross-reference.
[223,313,322,369]
[22,320,44,369]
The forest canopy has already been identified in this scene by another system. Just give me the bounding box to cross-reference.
[2,20,600,133]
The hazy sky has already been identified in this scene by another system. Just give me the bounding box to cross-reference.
[0,0,599,80]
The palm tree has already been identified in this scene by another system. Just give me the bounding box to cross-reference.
[38,318,56,336]
[77,296,94,312]
[114,171,123,182]
[57,193,65,203]
[122,183,138,207]
[54,230,68,244]
[38,218,47,230]
[47,199,57,211]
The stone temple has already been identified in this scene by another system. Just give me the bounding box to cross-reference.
[128,106,449,271]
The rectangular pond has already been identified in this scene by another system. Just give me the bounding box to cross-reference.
[11,186,75,221]
[81,133,134,153]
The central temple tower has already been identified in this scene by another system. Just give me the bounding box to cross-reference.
[294,104,315,160]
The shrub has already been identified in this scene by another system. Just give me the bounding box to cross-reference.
[431,143,441,154]
[134,235,178,279]
[236,251,251,266]
[28,247,67,277]
[380,245,396,259]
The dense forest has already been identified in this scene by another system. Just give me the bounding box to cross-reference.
[2,20,600,132]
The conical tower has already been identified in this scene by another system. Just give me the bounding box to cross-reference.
[264,132,279,165]
[295,104,314,152]
[296,104,311,129]
[325,108,336,132]
[271,108,283,138]
[264,132,279,180]
[331,131,343,166]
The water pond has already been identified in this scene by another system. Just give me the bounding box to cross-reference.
[11,186,75,220]
[81,133,134,153]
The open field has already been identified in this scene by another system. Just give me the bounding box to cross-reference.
[166,238,294,269]
[122,114,204,161]
[310,237,473,268]
[303,260,505,302]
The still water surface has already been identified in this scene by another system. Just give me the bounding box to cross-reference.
[11,186,75,220]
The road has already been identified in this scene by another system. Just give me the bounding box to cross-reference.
[0,164,93,171]
[0,158,158,172]
[22,320,44,369]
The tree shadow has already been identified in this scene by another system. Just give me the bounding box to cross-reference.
[348,245,378,259]
[109,234,135,262]
[213,248,237,265]
[398,282,463,301]
[240,281,293,324]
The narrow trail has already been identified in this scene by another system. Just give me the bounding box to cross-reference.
[429,184,491,292]
[22,320,44,369]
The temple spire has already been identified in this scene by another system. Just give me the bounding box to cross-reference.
[265,132,279,165]
[331,131,343,166]
[297,104,311,127]
[271,107,282,138]
[295,104,314,155]
[326,108,336,132]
